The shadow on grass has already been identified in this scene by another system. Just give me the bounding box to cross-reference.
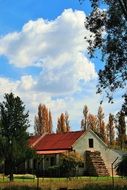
[0,186,41,190]
[1,185,127,190]
[81,184,127,190]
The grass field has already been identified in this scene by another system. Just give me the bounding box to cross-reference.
[0,175,127,189]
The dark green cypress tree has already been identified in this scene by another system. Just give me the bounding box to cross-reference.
[0,93,33,181]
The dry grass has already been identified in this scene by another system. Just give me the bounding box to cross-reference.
[0,176,127,189]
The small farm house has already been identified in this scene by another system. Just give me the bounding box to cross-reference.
[26,129,124,177]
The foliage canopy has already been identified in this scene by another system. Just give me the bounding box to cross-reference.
[80,0,127,102]
[0,93,33,180]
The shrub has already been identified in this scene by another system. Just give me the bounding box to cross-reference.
[116,155,127,176]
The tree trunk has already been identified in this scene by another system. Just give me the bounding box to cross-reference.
[9,172,14,181]
[5,159,14,181]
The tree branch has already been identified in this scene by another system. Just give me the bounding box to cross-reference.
[118,0,127,20]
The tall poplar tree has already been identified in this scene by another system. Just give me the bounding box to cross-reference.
[34,104,53,135]
[56,112,70,133]
[115,111,126,149]
[48,110,53,134]
[65,112,71,132]
[107,113,115,145]
[87,113,97,132]
[97,106,106,141]
[81,105,88,131]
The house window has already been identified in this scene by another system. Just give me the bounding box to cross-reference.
[89,138,94,148]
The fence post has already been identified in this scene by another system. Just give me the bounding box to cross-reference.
[36,162,40,190]
[111,157,118,188]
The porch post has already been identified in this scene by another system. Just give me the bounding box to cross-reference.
[56,154,60,165]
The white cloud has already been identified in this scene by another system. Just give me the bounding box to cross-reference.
[0,77,19,94]
[0,9,97,95]
[18,75,36,90]
[34,51,97,94]
[0,76,123,133]
[0,9,89,68]
[0,9,122,133]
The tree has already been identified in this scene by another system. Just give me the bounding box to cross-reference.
[97,106,106,141]
[97,106,104,131]
[81,105,88,131]
[87,113,97,132]
[65,112,71,132]
[116,155,127,177]
[81,0,127,102]
[0,121,5,163]
[101,121,107,143]
[56,113,66,133]
[0,93,32,181]
[56,112,71,133]
[60,151,83,177]
[107,113,115,145]
[48,110,53,134]
[115,111,126,149]
[34,104,53,135]
[34,115,40,135]
[122,94,127,116]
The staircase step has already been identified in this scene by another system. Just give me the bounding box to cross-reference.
[86,151,110,177]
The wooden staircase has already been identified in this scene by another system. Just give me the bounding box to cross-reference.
[86,151,109,176]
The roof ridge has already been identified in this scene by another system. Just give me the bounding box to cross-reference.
[46,131,84,135]
[31,133,47,148]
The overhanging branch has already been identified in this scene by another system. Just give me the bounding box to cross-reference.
[118,0,127,20]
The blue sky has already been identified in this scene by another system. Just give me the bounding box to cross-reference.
[0,0,123,132]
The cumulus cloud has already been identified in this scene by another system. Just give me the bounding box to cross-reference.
[0,76,123,133]
[18,75,36,90]
[0,9,89,68]
[0,9,97,94]
[35,53,97,94]
[2,9,117,132]
[0,77,19,94]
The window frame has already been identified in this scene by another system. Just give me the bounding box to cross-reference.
[89,138,94,148]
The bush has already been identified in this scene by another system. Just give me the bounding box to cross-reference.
[116,155,127,176]
[14,174,35,179]
[47,165,60,177]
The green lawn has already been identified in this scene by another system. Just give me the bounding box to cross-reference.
[0,175,127,190]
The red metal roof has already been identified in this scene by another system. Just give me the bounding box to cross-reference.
[33,131,84,151]
[28,135,40,146]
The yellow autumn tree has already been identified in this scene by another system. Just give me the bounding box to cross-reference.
[87,113,97,132]
[107,113,115,145]
[34,104,53,135]
[81,105,88,131]
[97,106,106,142]
[56,112,71,133]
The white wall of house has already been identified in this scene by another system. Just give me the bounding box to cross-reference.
[73,130,125,175]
